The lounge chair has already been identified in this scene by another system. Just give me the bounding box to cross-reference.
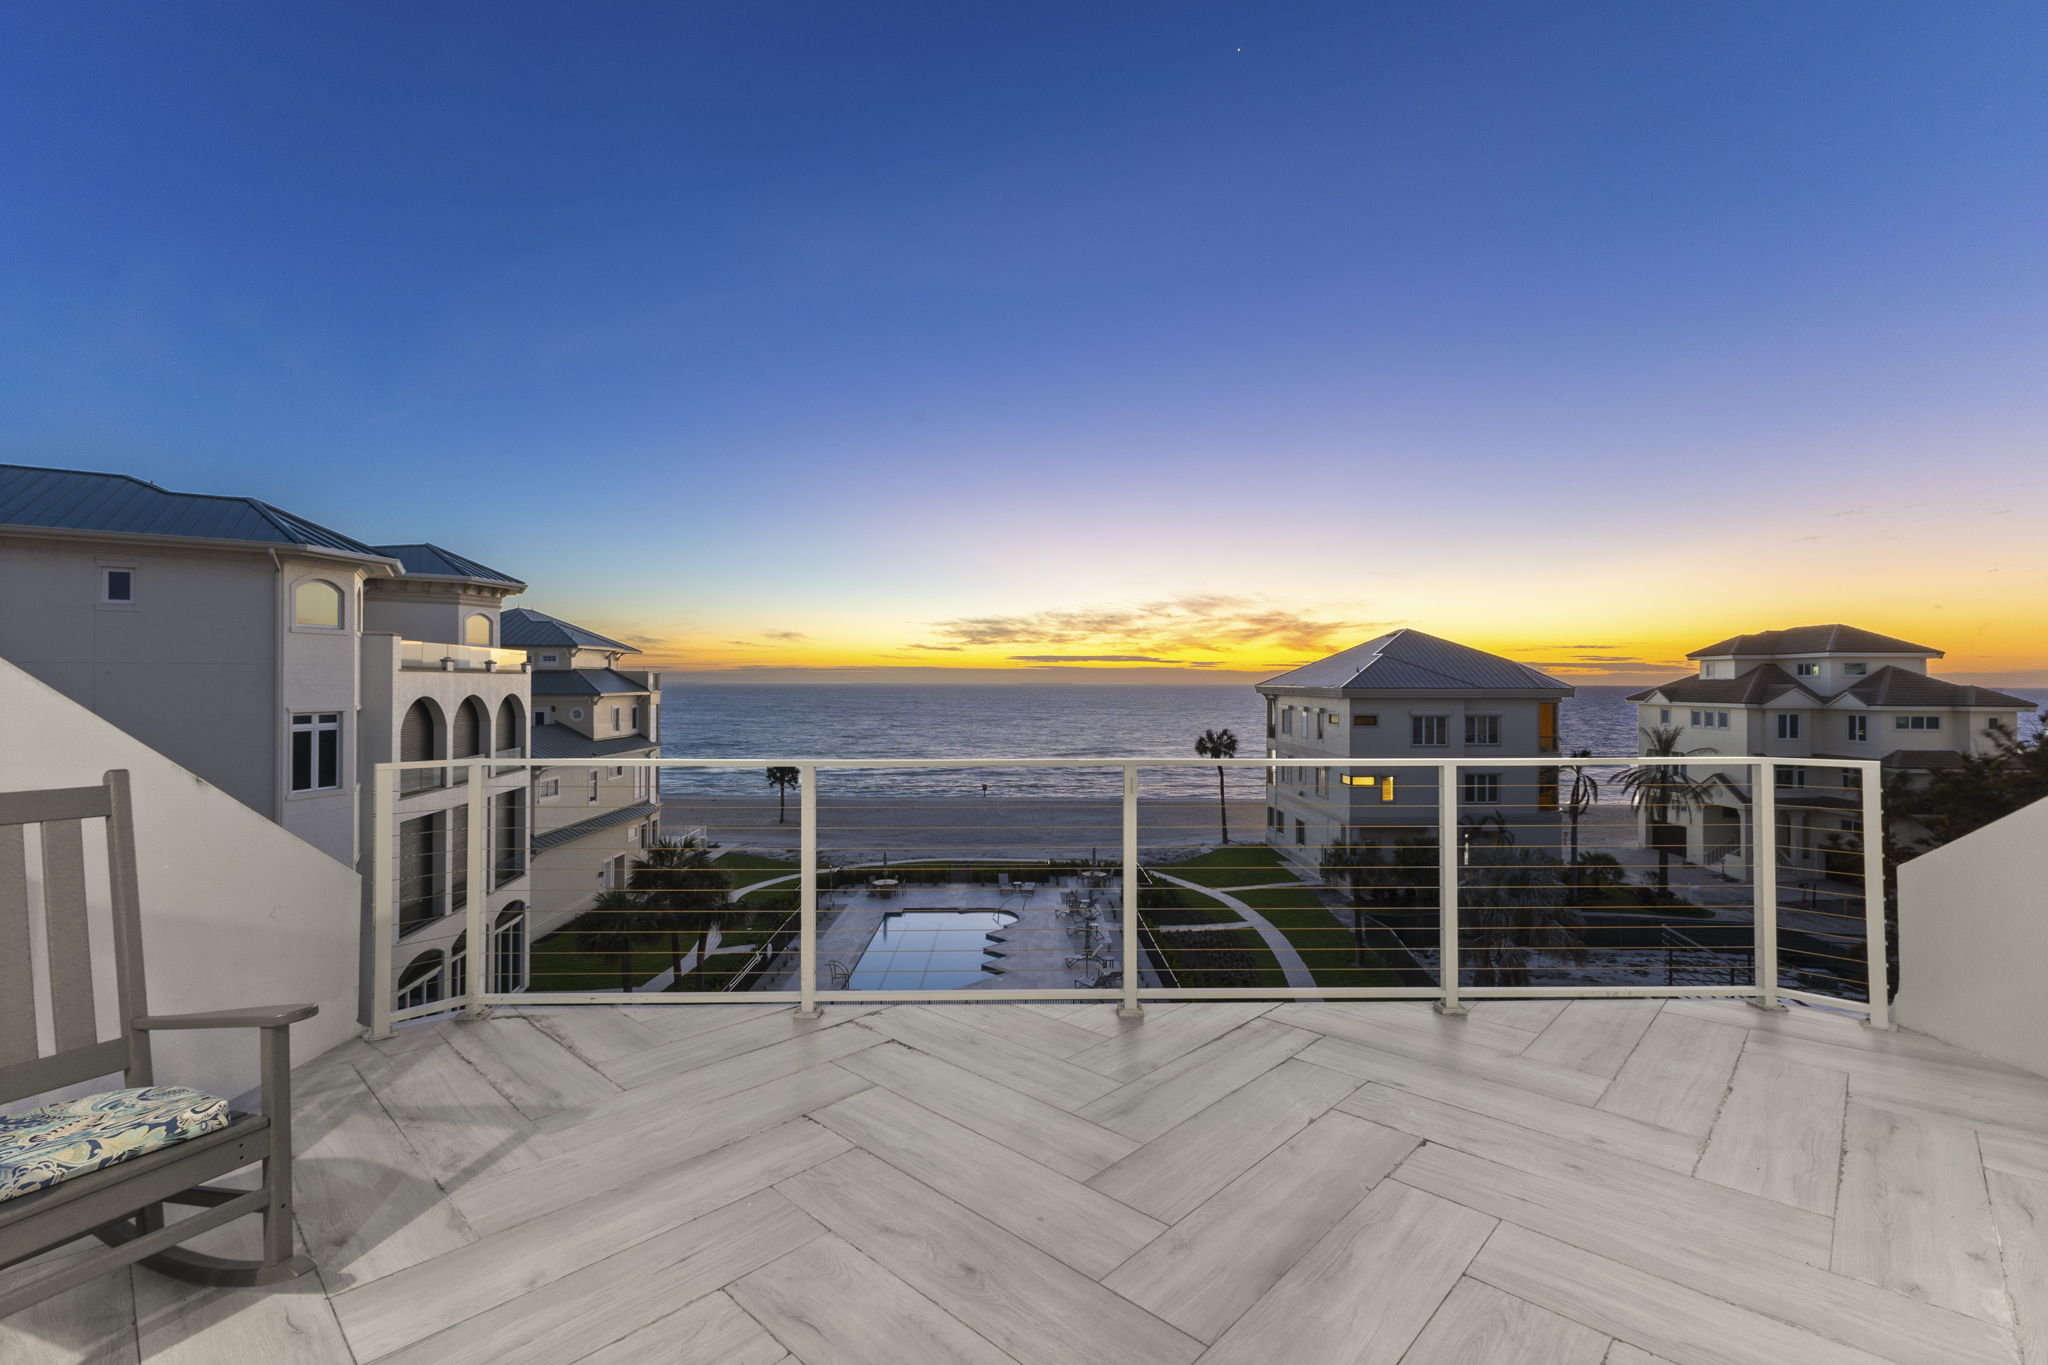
[0,771,317,1317]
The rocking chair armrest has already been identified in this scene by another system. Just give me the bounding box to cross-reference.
[133,1004,319,1031]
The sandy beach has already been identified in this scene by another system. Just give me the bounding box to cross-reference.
[661,795,1267,861]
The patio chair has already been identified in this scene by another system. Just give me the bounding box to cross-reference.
[996,873,1012,890]
[0,771,317,1317]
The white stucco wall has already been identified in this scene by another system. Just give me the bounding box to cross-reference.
[1894,795,2048,1078]
[1,657,362,1101]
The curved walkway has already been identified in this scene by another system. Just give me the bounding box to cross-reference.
[1151,873,1318,988]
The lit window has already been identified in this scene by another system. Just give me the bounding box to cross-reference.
[102,568,135,603]
[289,713,342,792]
[465,614,493,646]
[1795,663,1820,676]
[294,580,343,628]
[1412,715,1448,746]
[1353,714,1378,727]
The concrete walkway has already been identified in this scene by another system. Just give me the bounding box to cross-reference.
[1151,872,1318,988]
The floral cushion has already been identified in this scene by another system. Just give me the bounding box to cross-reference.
[0,1086,231,1202]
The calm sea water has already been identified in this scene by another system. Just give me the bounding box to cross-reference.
[656,683,2046,800]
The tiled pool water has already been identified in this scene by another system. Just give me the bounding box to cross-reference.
[843,909,1019,991]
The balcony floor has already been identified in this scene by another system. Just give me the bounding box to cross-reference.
[6,999,2047,1364]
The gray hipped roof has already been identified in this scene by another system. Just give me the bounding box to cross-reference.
[530,668,653,697]
[501,607,638,653]
[0,463,388,560]
[1687,624,1940,659]
[1258,629,1571,695]
[372,543,524,586]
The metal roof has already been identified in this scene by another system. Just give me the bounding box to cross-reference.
[372,543,524,586]
[501,607,638,654]
[532,801,660,853]
[1840,667,2035,711]
[1257,629,1571,694]
[529,727,660,760]
[1687,624,1940,659]
[0,463,388,559]
[530,668,655,697]
[1624,665,1820,706]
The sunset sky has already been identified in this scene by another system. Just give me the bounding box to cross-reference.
[4,2,2044,686]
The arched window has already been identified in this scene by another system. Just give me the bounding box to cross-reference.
[491,904,528,994]
[395,951,445,1012]
[495,698,523,755]
[448,933,468,1000]
[399,699,445,794]
[452,698,487,759]
[465,613,494,646]
[294,580,344,628]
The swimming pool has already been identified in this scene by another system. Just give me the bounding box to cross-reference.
[843,910,1018,991]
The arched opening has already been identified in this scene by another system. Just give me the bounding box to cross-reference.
[448,933,468,1000]
[396,950,445,1012]
[293,579,344,628]
[452,697,488,759]
[496,697,524,756]
[491,903,528,994]
[399,698,446,794]
[465,613,494,647]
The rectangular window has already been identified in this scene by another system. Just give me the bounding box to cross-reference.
[1315,710,1325,740]
[1844,662,1867,676]
[101,568,134,603]
[1465,715,1501,746]
[1795,663,1821,676]
[611,706,622,730]
[1412,715,1448,746]
[1846,715,1868,742]
[1714,712,1729,728]
[1536,766,1559,812]
[1775,766,1806,787]
[1895,715,1941,731]
[630,704,641,730]
[492,790,526,887]
[538,777,560,799]
[540,653,559,664]
[1777,714,1801,740]
[1353,714,1378,727]
[588,770,600,801]
[1690,710,1701,727]
[1460,773,1501,804]
[1842,768,1863,790]
[1281,707,1294,736]
[1659,708,1671,725]
[1294,819,1306,846]
[289,713,342,792]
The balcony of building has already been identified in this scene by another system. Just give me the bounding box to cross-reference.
[3,745,2044,1365]
[396,640,530,673]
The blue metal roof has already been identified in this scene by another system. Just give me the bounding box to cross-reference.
[0,463,388,559]
[530,668,655,697]
[372,543,524,586]
[530,727,659,760]
[532,801,660,853]
[501,607,637,653]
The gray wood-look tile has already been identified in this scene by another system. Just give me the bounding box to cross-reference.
[567,1291,789,1365]
[440,1015,620,1119]
[1276,1005,1612,1104]
[1401,1278,1609,1365]
[1596,1012,1745,1136]
[1078,1016,1315,1139]
[778,1149,1203,1365]
[1102,1113,1418,1343]
[837,1040,1138,1179]
[524,1003,667,1066]
[0,1249,136,1365]
[938,1000,1108,1057]
[354,1042,563,1188]
[1066,1001,1276,1082]
[1694,1051,1848,1216]
[1988,1169,2048,1365]
[1603,1346,1679,1365]
[809,1086,1165,1278]
[131,1269,354,1365]
[598,1003,882,1088]
[1517,999,1665,1079]
[730,1235,1016,1365]
[1833,1103,2011,1326]
[1197,1179,1495,1365]
[1983,1133,2048,1183]
[1086,1059,1358,1223]
[861,1005,1124,1109]
[374,1190,822,1365]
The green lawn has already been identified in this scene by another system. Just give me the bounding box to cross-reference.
[527,917,703,994]
[1151,844,1293,890]
[712,850,798,873]
[1152,847,1402,988]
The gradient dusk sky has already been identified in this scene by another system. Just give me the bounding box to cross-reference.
[4,2,2044,685]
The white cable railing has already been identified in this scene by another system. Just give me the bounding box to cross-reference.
[367,755,1889,1037]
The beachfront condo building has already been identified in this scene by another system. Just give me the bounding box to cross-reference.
[503,607,662,942]
[0,463,648,1015]
[1625,624,2037,880]
[1256,629,1573,872]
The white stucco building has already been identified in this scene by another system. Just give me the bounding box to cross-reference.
[1257,629,1573,871]
[1625,624,2037,879]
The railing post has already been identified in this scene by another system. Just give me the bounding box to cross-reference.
[1752,760,1784,1010]
[1861,762,1892,1029]
[795,762,820,1018]
[1435,761,1465,1015]
[1119,763,1143,1018]
[369,766,396,1039]
[463,760,489,1017]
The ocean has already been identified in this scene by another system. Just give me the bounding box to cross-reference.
[654,683,2048,800]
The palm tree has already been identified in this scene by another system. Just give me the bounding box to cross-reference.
[1460,848,1586,988]
[578,890,653,993]
[1322,837,1385,967]
[630,837,730,986]
[1560,749,1601,898]
[1614,726,1717,890]
[765,767,800,825]
[1193,729,1238,845]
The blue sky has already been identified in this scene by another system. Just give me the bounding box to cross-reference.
[4,2,2044,680]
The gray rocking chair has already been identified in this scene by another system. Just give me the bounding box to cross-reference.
[0,770,317,1317]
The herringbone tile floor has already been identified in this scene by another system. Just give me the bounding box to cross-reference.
[4,999,2046,1365]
